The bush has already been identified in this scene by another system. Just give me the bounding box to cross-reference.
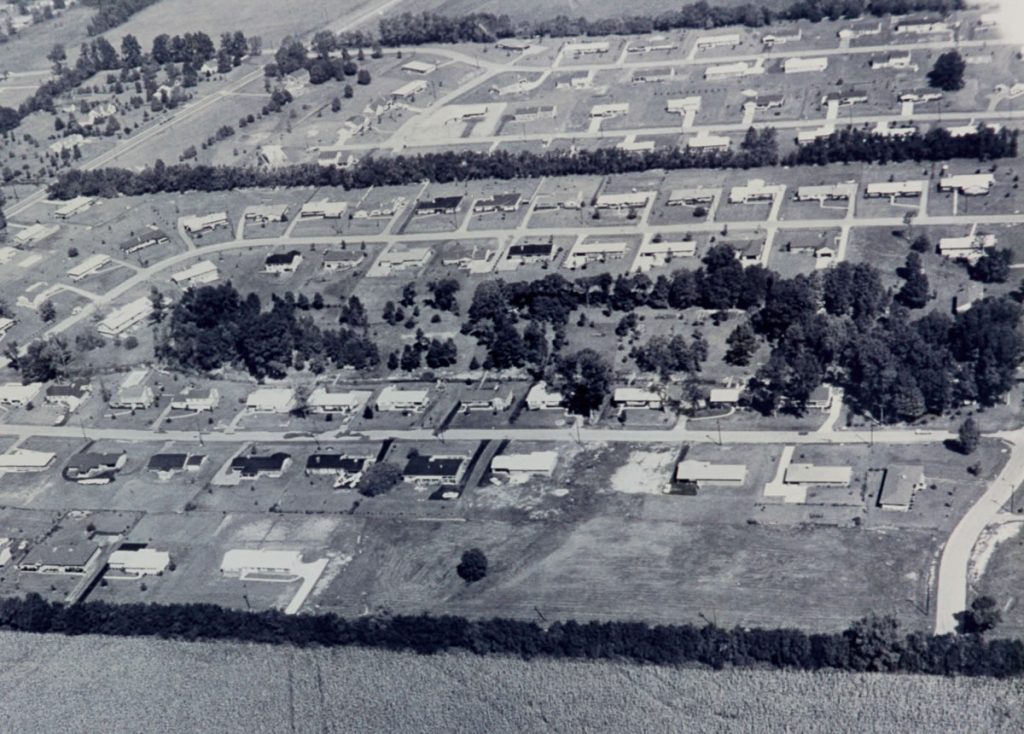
[456,548,488,583]
[357,462,403,497]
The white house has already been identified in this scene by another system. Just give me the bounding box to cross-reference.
[675,460,747,486]
[111,384,156,410]
[939,174,996,196]
[796,183,858,202]
[55,196,94,219]
[171,386,220,412]
[67,254,110,282]
[595,192,651,210]
[666,97,702,114]
[612,387,662,409]
[377,248,431,273]
[0,448,55,473]
[491,451,558,478]
[590,103,629,119]
[171,260,219,287]
[687,132,731,151]
[878,464,926,511]
[401,60,437,74]
[784,464,852,486]
[181,212,229,234]
[97,297,153,337]
[245,387,296,413]
[108,548,170,576]
[695,33,740,49]
[264,250,303,274]
[525,382,563,410]
[323,251,365,271]
[376,385,430,412]
[784,57,827,74]
[220,549,304,577]
[705,60,763,80]
[13,223,59,247]
[864,180,925,198]
[564,241,628,269]
[244,204,289,223]
[563,40,610,55]
[300,199,348,219]
[391,79,427,100]
[307,387,369,414]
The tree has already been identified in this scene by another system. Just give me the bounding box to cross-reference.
[958,416,980,455]
[928,51,966,91]
[896,253,929,309]
[357,68,371,85]
[556,348,612,416]
[39,300,56,323]
[911,234,931,253]
[120,35,143,70]
[844,614,903,672]
[427,278,460,312]
[725,322,757,366]
[357,462,403,497]
[969,249,1012,283]
[955,595,1002,635]
[456,548,488,583]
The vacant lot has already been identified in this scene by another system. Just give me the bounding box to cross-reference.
[0,632,1021,734]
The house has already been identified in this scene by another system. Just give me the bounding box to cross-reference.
[627,38,678,54]
[377,247,431,273]
[784,464,852,486]
[111,384,156,410]
[257,145,287,168]
[63,452,127,484]
[746,93,784,111]
[898,89,942,103]
[635,240,697,270]
[245,387,296,413]
[613,387,662,409]
[67,254,111,282]
[391,79,427,100]
[323,250,365,271]
[376,385,430,412]
[797,124,836,144]
[120,228,170,255]
[459,386,515,413]
[705,60,763,80]
[872,122,916,138]
[13,223,59,247]
[316,151,357,168]
[878,465,925,511]
[414,196,463,216]
[44,382,90,412]
[49,134,84,154]
[675,460,747,486]
[762,28,802,46]
[595,192,651,210]
[264,250,303,274]
[497,38,533,51]
[353,196,406,219]
[686,132,730,151]
[939,174,995,196]
[0,448,56,473]
[244,204,289,224]
[305,454,367,487]
[299,199,348,219]
[947,122,1000,138]
[632,67,673,83]
[667,188,715,206]
[821,90,868,107]
[872,52,916,71]
[617,138,654,152]
[221,549,305,577]
[97,296,153,337]
[864,180,925,198]
[953,281,985,313]
[894,18,950,35]
[55,195,94,219]
[729,179,781,204]
[564,241,628,269]
[401,60,436,74]
[402,455,467,484]
[727,237,765,263]
[230,452,291,479]
[796,183,858,202]
[491,451,558,478]
[666,97,702,114]
[806,385,834,411]
[181,212,229,234]
[511,105,557,122]
[838,20,881,39]
[709,387,741,405]
[590,103,629,119]
[171,260,219,287]
[507,241,555,264]
[170,386,220,412]
[307,387,368,414]
[0,382,42,407]
[556,74,591,90]
[17,542,101,574]
[108,547,170,576]
[784,57,827,74]
[526,381,563,410]
[147,453,191,479]
[563,40,610,55]
[474,193,523,213]
[695,33,740,50]
[938,233,996,260]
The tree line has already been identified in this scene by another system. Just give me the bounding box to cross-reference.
[0,593,1019,678]
[377,1,965,46]
[82,0,163,36]
[48,124,1016,200]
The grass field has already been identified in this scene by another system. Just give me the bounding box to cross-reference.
[0,631,1021,734]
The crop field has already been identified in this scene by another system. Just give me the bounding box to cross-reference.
[1,632,1021,734]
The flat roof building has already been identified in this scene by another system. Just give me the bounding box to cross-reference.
[244,204,289,223]
[392,79,427,99]
[613,387,662,409]
[170,386,220,412]
[785,464,852,486]
[590,103,629,119]
[18,542,101,575]
[300,199,348,219]
[98,296,153,337]
[181,212,229,234]
[491,451,558,477]
[675,460,747,485]
[709,387,741,405]
[705,60,763,80]
[120,228,170,255]
[784,57,828,74]
[246,387,296,413]
[864,180,925,198]
[939,173,995,196]
[376,385,430,412]
[0,448,56,473]
[796,183,858,202]
[67,254,110,282]
[108,547,170,576]
[171,260,219,287]
[401,60,437,74]
[13,223,59,247]
[730,179,782,204]
[221,549,304,577]
[695,33,740,49]
[55,195,94,219]
[0,382,43,407]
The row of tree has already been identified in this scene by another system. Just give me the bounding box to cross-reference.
[83,0,163,35]
[0,594,1018,677]
[47,124,1013,200]
[376,1,965,45]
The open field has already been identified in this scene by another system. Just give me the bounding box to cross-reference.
[0,632,1022,734]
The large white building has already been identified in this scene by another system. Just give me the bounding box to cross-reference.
[97,297,153,337]
[220,549,305,577]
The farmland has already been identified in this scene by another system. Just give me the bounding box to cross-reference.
[0,631,1020,733]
